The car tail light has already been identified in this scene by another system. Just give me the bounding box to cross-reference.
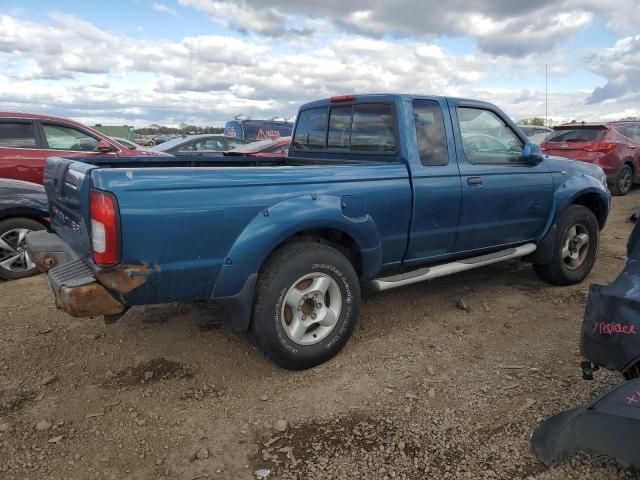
[90,189,120,266]
[584,143,616,153]
[330,95,355,103]
[540,142,548,151]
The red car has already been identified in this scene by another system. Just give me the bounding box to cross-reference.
[0,112,167,185]
[225,136,291,158]
[541,122,640,196]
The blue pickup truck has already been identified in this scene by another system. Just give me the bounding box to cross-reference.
[27,94,610,369]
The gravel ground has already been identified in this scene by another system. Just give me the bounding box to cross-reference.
[1,190,639,480]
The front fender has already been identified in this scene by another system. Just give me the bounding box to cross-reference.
[546,173,610,236]
[212,194,382,298]
[531,174,610,265]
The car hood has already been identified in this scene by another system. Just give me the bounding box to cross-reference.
[545,155,606,183]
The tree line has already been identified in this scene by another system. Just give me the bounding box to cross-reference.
[133,125,225,136]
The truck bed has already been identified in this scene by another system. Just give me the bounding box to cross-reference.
[43,154,412,306]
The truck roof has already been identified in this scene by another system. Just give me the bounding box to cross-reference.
[299,94,495,110]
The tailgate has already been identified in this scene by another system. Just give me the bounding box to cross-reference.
[43,157,96,261]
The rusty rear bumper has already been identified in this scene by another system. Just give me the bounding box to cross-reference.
[25,231,130,318]
[47,259,125,317]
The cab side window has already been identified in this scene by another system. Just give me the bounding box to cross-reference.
[413,100,448,166]
[457,108,523,164]
[42,124,99,152]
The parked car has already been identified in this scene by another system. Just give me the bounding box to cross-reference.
[0,179,48,279]
[110,137,157,153]
[0,112,167,185]
[517,125,553,137]
[110,136,139,149]
[225,136,291,158]
[134,137,156,147]
[29,94,610,370]
[151,134,247,156]
[224,119,293,142]
[541,121,640,196]
[152,134,175,145]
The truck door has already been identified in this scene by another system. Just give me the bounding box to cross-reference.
[404,99,462,263]
[447,99,553,253]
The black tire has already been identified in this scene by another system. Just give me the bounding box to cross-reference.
[533,205,599,286]
[0,217,46,280]
[609,164,633,196]
[251,241,361,370]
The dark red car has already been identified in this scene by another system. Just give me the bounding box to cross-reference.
[0,112,167,185]
[225,136,291,158]
[541,122,640,196]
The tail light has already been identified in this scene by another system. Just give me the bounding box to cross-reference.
[540,142,548,151]
[330,95,355,103]
[90,189,120,266]
[584,143,616,153]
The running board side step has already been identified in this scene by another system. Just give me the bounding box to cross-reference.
[370,243,537,291]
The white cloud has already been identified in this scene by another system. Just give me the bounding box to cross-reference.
[0,7,637,126]
[584,35,640,104]
[152,2,178,16]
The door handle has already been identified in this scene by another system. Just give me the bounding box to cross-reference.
[630,145,636,149]
[467,177,482,185]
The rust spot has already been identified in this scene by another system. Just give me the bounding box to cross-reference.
[96,264,150,294]
[31,252,60,273]
[59,283,124,318]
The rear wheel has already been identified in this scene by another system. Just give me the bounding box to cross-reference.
[610,164,633,196]
[251,241,361,370]
[0,218,46,280]
[533,205,599,285]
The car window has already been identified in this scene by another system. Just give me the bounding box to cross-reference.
[0,122,37,148]
[350,104,396,152]
[547,128,606,142]
[223,139,246,149]
[622,125,640,141]
[42,124,99,151]
[293,108,327,150]
[413,100,448,166]
[457,107,523,164]
[193,139,225,152]
[328,106,352,149]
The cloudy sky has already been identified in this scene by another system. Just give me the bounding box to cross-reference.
[1,0,639,127]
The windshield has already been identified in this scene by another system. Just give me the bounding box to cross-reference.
[547,127,607,142]
[151,136,188,151]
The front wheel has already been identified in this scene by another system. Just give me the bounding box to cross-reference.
[533,205,599,286]
[251,241,361,370]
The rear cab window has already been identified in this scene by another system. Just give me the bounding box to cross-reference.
[292,101,397,154]
[0,121,37,148]
[547,127,607,143]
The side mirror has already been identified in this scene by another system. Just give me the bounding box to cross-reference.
[96,139,115,153]
[522,142,544,164]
